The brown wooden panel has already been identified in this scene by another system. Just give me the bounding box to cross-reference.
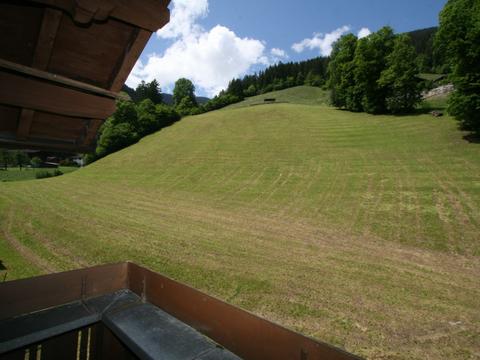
[82,119,103,147]
[0,3,44,66]
[110,29,151,92]
[31,0,170,31]
[29,112,86,142]
[0,348,26,360]
[49,16,135,88]
[128,263,361,360]
[16,109,35,140]
[0,263,128,320]
[0,105,19,133]
[41,330,78,360]
[0,71,115,119]
[32,8,63,70]
[0,59,119,99]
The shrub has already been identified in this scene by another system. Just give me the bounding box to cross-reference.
[35,169,63,179]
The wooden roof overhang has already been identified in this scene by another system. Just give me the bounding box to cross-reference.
[0,0,170,152]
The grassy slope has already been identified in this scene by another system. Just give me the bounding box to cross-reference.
[1,93,479,359]
[226,85,330,109]
[0,167,78,182]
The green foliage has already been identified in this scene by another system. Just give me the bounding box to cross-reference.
[136,99,158,137]
[407,27,438,72]
[173,78,197,107]
[244,84,257,97]
[111,100,139,127]
[93,99,180,160]
[328,34,358,109]
[201,93,242,112]
[30,156,42,168]
[435,0,480,133]
[96,121,138,158]
[227,79,244,99]
[226,86,329,109]
[176,96,199,116]
[13,151,30,168]
[378,34,422,113]
[304,70,324,87]
[155,103,181,127]
[328,27,421,115]
[134,80,163,104]
[0,150,11,169]
[35,169,63,179]
[353,26,396,114]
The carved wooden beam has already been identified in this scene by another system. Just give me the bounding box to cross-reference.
[16,109,36,140]
[0,59,119,99]
[16,8,63,141]
[0,70,115,119]
[109,29,151,92]
[30,0,171,31]
[82,119,103,147]
[32,8,63,69]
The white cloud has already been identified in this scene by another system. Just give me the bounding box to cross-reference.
[128,25,266,96]
[292,26,351,56]
[126,0,270,97]
[271,48,288,59]
[158,0,209,39]
[357,27,372,39]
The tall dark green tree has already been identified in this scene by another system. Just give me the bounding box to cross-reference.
[0,149,11,169]
[135,80,163,104]
[173,78,197,106]
[96,101,138,158]
[328,33,358,109]
[353,26,395,114]
[226,79,244,98]
[435,0,480,134]
[378,34,422,113]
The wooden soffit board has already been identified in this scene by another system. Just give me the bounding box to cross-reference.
[0,0,171,152]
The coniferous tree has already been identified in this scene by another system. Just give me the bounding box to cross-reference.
[135,80,163,104]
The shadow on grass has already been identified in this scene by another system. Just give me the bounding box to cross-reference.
[463,133,480,144]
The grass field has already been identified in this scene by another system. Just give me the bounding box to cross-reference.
[226,85,330,109]
[0,167,78,182]
[0,87,479,359]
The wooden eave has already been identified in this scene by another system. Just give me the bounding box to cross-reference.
[0,0,170,152]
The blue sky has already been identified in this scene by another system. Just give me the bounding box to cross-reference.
[127,0,447,97]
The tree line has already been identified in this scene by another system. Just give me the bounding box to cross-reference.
[327,28,421,114]
[89,0,479,162]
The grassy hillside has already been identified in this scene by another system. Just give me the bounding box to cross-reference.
[226,85,329,109]
[1,96,479,359]
[0,167,77,182]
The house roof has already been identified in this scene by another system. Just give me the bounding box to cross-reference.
[0,0,170,153]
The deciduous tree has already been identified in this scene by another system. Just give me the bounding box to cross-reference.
[378,34,422,113]
[435,0,480,133]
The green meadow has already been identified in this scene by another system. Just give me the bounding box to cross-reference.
[0,167,77,182]
[0,87,479,359]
